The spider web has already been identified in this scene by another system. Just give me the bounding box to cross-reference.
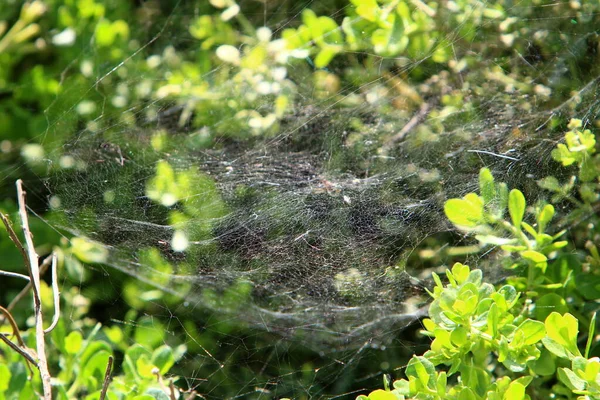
[4,0,600,398]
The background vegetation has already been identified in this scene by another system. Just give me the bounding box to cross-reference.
[1,0,599,399]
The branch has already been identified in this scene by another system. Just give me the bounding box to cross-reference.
[0,212,28,264]
[0,305,28,348]
[0,306,36,375]
[2,254,52,318]
[15,179,52,400]
[169,380,177,400]
[0,332,38,366]
[381,102,431,153]
[0,270,30,281]
[99,356,114,400]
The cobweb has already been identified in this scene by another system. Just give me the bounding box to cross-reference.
[4,0,600,398]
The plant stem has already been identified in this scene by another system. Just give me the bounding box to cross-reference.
[16,179,52,400]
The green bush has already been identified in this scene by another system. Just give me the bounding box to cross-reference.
[359,120,600,399]
[1,0,600,398]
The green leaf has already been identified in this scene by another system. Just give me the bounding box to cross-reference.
[508,189,526,229]
[542,337,569,359]
[502,381,526,400]
[136,354,156,379]
[124,344,152,381]
[451,262,470,284]
[0,363,11,393]
[95,20,116,47]
[351,0,379,22]
[134,316,166,349]
[514,320,545,345]
[146,160,179,207]
[537,176,561,192]
[584,358,600,382]
[501,244,528,252]
[552,144,577,166]
[71,237,109,264]
[365,390,398,400]
[558,368,586,391]
[479,167,495,205]
[579,154,598,182]
[314,46,339,68]
[458,387,477,400]
[144,389,171,400]
[82,350,112,391]
[80,340,112,372]
[475,235,516,246]
[488,303,499,336]
[95,19,129,48]
[444,193,484,228]
[498,284,518,302]
[521,250,547,271]
[531,348,557,376]
[459,365,489,397]
[466,269,482,286]
[393,379,410,395]
[543,312,581,358]
[497,183,509,215]
[189,15,213,39]
[536,204,555,233]
[65,331,83,355]
[436,372,447,396]
[483,7,505,19]
[521,221,537,237]
[451,326,468,346]
[405,356,435,389]
[586,312,597,358]
[151,345,175,375]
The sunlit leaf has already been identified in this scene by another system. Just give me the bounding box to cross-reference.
[508,189,525,230]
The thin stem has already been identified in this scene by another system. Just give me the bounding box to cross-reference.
[0,212,29,264]
[99,356,114,400]
[43,253,60,334]
[169,380,177,400]
[16,179,52,400]
[0,332,38,366]
[0,305,28,348]
[0,270,30,281]
[0,306,36,375]
[2,254,52,317]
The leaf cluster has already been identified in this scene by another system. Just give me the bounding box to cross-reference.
[360,119,600,399]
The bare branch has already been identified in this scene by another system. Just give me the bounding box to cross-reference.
[0,306,36,376]
[0,332,38,366]
[381,102,431,152]
[99,356,114,400]
[0,305,27,348]
[15,179,52,400]
[0,270,30,281]
[43,253,60,334]
[16,180,40,297]
[169,380,177,400]
[0,212,28,263]
[2,254,52,315]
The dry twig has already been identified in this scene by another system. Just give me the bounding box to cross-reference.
[381,102,431,153]
[99,356,114,400]
[0,180,55,399]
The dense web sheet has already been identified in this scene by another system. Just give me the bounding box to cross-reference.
[3,0,600,397]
